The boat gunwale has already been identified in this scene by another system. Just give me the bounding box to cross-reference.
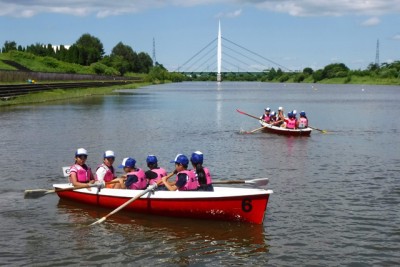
[53,183,273,199]
[259,120,312,134]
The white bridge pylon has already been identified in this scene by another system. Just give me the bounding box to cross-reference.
[217,20,222,82]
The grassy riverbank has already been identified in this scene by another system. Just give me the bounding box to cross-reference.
[0,82,150,107]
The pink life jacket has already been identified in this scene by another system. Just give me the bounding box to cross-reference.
[262,114,271,122]
[286,118,296,129]
[176,170,199,191]
[298,117,308,128]
[96,164,115,182]
[148,167,168,185]
[70,164,92,183]
[201,167,212,185]
[126,168,147,190]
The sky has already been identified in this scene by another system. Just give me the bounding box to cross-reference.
[0,0,399,72]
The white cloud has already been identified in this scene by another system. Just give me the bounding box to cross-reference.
[1,0,400,17]
[216,9,242,19]
[392,34,400,40]
[361,17,380,26]
[248,0,400,17]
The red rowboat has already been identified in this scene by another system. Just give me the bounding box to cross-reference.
[53,184,273,224]
[260,120,312,136]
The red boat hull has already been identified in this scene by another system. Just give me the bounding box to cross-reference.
[55,186,272,224]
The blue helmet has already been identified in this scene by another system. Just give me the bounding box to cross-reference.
[146,155,158,164]
[119,157,136,168]
[190,151,204,164]
[170,154,189,165]
[288,112,293,118]
[300,111,306,117]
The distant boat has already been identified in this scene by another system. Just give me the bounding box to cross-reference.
[259,120,312,136]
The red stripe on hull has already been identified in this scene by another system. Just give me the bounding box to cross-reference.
[57,191,270,224]
[262,126,311,136]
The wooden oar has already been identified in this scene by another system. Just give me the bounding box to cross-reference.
[236,109,261,120]
[24,180,121,199]
[89,184,158,226]
[246,120,283,134]
[309,126,328,133]
[213,178,269,187]
[247,125,267,134]
[24,183,99,199]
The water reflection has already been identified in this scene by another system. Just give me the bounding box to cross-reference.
[57,198,270,264]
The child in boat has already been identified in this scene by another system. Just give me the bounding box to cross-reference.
[69,148,95,187]
[145,155,168,190]
[162,154,199,191]
[95,150,121,189]
[283,112,297,129]
[276,107,285,127]
[297,111,309,129]
[260,107,271,123]
[190,151,214,191]
[118,157,147,190]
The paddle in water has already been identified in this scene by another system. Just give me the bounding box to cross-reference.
[309,126,328,133]
[24,180,121,199]
[213,178,269,187]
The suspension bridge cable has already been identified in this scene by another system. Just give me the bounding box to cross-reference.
[185,43,217,72]
[174,38,217,72]
[192,50,217,73]
[222,37,291,71]
[222,44,269,71]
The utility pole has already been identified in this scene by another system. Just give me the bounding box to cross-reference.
[375,39,380,68]
[152,37,157,66]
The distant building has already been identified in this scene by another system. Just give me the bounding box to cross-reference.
[51,45,71,52]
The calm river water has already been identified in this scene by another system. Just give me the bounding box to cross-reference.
[0,82,399,266]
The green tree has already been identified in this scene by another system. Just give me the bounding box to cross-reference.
[303,67,313,75]
[137,52,153,73]
[312,69,324,82]
[323,63,349,78]
[110,42,136,74]
[2,41,17,53]
[72,33,104,65]
[145,65,168,83]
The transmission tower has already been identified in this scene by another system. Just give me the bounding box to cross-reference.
[375,39,380,67]
[152,37,157,66]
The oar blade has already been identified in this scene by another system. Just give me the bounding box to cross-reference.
[244,178,269,187]
[24,189,53,199]
[89,217,106,226]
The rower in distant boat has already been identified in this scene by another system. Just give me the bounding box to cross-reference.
[297,111,309,129]
[283,112,297,129]
[276,107,285,127]
[269,111,277,123]
[260,107,271,123]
